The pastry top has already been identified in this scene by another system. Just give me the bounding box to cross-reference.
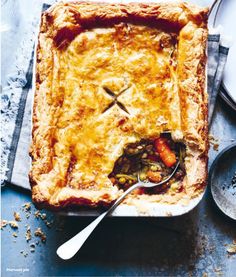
[30,1,208,209]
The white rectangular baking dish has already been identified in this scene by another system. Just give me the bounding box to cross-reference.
[30,0,208,217]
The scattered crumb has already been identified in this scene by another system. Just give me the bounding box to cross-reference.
[2,204,54,253]
[22,202,31,219]
[34,211,40,219]
[213,143,219,151]
[226,242,236,254]
[209,134,219,151]
[9,221,18,229]
[34,211,52,227]
[13,212,21,222]
[41,213,47,220]
[25,225,32,242]
[25,212,31,219]
[22,202,31,211]
[202,272,208,277]
[34,228,46,243]
[34,211,47,220]
[1,219,8,229]
[30,243,36,252]
[45,220,53,228]
[20,250,28,257]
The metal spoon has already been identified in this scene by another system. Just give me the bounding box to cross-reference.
[57,161,180,260]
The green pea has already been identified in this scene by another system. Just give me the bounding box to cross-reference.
[118,177,126,184]
[139,173,146,181]
[150,165,158,171]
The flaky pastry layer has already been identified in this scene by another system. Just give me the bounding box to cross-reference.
[30,1,208,210]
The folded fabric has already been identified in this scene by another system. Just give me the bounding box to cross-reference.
[1,3,50,189]
[207,26,221,99]
[208,26,231,125]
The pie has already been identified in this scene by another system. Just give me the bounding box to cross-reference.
[29,1,209,210]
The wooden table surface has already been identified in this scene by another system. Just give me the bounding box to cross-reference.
[1,1,236,276]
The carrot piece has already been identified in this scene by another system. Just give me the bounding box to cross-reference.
[154,138,176,167]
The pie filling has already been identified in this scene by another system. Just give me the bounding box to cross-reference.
[109,133,186,195]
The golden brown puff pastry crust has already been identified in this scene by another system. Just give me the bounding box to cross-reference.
[30,1,208,210]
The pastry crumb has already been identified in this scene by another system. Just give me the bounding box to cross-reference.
[12,232,18,237]
[34,211,53,227]
[13,211,21,222]
[226,241,236,254]
[1,219,8,229]
[22,202,31,211]
[213,143,219,151]
[30,243,36,252]
[34,228,46,243]
[34,211,40,219]
[9,221,18,229]
[41,213,47,220]
[34,211,47,220]
[45,220,53,228]
[20,250,28,257]
[209,134,219,151]
[25,212,31,219]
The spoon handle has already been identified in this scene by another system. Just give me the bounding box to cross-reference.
[56,183,140,260]
[57,211,107,260]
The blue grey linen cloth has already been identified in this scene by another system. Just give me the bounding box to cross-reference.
[1,3,51,189]
[208,26,231,124]
[0,9,229,190]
